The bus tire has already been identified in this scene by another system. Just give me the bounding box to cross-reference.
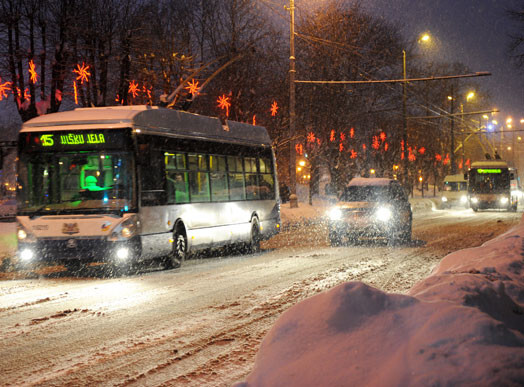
[248,218,261,254]
[167,228,187,269]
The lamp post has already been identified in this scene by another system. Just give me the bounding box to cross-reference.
[449,87,456,174]
[288,0,297,203]
[402,50,408,185]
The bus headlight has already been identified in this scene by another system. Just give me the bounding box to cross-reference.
[460,195,467,203]
[471,197,479,204]
[441,196,448,202]
[120,215,139,238]
[500,197,509,204]
[329,207,342,220]
[375,207,392,222]
[17,222,35,242]
[115,247,129,261]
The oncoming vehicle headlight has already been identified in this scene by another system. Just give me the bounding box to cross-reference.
[375,207,392,222]
[16,222,35,242]
[441,196,448,202]
[460,195,467,203]
[471,197,479,204]
[329,207,342,221]
[500,197,509,204]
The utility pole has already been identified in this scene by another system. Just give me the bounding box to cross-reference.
[450,84,456,174]
[402,50,408,186]
[288,0,297,200]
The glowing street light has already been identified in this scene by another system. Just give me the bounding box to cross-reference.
[506,117,513,124]
[418,32,431,43]
[466,91,475,101]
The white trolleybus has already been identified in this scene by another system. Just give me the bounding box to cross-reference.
[16,106,281,271]
[466,160,518,212]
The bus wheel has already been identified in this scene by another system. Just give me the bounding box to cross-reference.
[248,219,261,253]
[168,230,187,269]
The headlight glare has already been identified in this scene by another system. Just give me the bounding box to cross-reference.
[20,249,34,262]
[460,195,467,203]
[375,207,392,222]
[471,197,478,204]
[329,207,342,220]
[441,196,448,202]
[500,197,509,204]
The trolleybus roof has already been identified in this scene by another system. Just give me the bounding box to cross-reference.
[21,105,271,146]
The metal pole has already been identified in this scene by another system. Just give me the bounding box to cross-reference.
[288,0,297,197]
[450,84,456,174]
[402,50,408,186]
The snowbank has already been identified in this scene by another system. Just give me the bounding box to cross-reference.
[239,217,524,386]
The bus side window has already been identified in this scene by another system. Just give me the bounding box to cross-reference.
[139,148,166,206]
[228,156,245,200]
[188,153,210,202]
[210,155,228,201]
[165,153,189,204]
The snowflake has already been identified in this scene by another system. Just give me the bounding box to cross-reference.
[185,79,200,95]
[307,132,316,143]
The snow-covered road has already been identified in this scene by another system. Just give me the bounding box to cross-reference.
[0,208,520,386]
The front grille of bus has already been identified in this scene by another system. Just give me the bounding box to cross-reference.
[36,238,109,260]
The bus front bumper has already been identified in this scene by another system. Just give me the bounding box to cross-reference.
[17,237,141,267]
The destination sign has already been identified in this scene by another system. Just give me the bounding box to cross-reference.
[21,129,130,151]
[477,168,502,174]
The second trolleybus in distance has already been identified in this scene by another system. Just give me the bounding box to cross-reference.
[465,160,518,212]
[15,106,281,271]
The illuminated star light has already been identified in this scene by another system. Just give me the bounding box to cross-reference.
[73,81,78,104]
[185,79,200,95]
[307,132,316,143]
[0,78,12,101]
[129,80,139,98]
[29,60,38,84]
[270,101,278,116]
[217,94,231,117]
[73,62,91,84]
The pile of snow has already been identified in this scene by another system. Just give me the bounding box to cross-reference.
[238,218,524,386]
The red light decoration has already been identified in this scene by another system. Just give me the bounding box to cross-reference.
[339,143,344,152]
[340,132,346,142]
[270,101,279,116]
[362,144,366,150]
[185,79,200,95]
[443,154,450,165]
[317,138,321,145]
[418,147,426,155]
[435,154,442,162]
[73,62,91,84]
[307,132,316,143]
[401,140,405,151]
[73,81,78,104]
[128,80,139,98]
[459,160,463,169]
[408,148,416,162]
[0,78,12,101]
[252,115,256,125]
[401,153,405,160]
[466,159,471,167]
[217,94,231,117]
[350,128,355,138]
[143,85,152,100]
[384,142,389,151]
[28,60,38,84]
[379,132,386,142]
[350,149,357,159]
[372,136,380,150]
[115,94,120,103]
[295,143,303,155]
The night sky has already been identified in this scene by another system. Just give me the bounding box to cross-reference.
[351,0,523,122]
